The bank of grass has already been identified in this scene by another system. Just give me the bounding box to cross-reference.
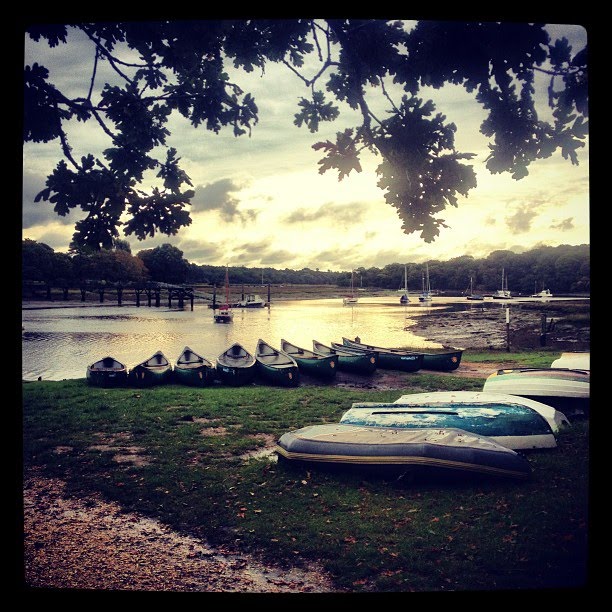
[22,353,589,593]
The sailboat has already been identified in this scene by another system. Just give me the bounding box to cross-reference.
[418,263,432,302]
[343,269,359,305]
[531,281,553,299]
[214,266,234,323]
[493,268,511,299]
[466,276,484,301]
[399,265,410,304]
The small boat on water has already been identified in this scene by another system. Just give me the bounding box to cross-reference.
[275,423,531,481]
[531,288,553,299]
[255,339,300,387]
[215,342,257,386]
[418,263,433,303]
[466,276,484,301]
[483,367,590,417]
[86,356,128,387]
[214,266,234,323]
[234,293,267,308]
[281,339,338,379]
[551,351,589,370]
[312,339,378,375]
[128,351,172,387]
[342,269,359,305]
[339,391,569,450]
[493,268,512,299]
[173,346,216,387]
[399,265,410,305]
[342,337,463,372]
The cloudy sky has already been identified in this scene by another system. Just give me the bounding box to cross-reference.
[22,20,590,271]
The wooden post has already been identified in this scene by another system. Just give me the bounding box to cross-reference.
[155,290,160,307]
[99,289,104,303]
[506,307,510,352]
[190,294,194,311]
[117,287,123,306]
[212,285,217,309]
[136,290,141,307]
[267,283,271,304]
[540,313,547,346]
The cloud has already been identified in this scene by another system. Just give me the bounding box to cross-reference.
[551,217,575,231]
[505,204,538,234]
[284,202,368,225]
[191,179,258,224]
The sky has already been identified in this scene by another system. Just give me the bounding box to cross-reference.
[22,20,590,272]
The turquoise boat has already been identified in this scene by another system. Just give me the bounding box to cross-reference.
[255,339,300,387]
[333,339,423,373]
[312,340,378,375]
[340,391,570,450]
[128,351,172,387]
[275,423,531,481]
[342,337,462,372]
[86,356,128,387]
[173,346,216,387]
[281,339,337,379]
[215,342,257,386]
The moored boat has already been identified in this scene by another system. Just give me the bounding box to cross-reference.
[281,339,338,379]
[128,351,172,387]
[341,337,463,372]
[275,423,531,481]
[86,356,128,387]
[255,339,300,387]
[339,391,570,450]
[173,346,216,387]
[483,367,590,417]
[215,342,257,386]
[312,339,378,375]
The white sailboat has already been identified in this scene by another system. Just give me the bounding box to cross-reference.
[343,269,359,305]
[466,276,484,301]
[418,263,432,303]
[399,265,410,304]
[493,268,511,299]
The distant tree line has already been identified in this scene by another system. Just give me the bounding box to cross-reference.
[22,239,589,297]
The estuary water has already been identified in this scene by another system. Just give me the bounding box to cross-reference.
[21,294,576,382]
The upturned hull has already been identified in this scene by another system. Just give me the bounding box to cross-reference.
[256,362,300,387]
[276,424,531,480]
[340,391,570,450]
[86,368,128,388]
[128,365,172,387]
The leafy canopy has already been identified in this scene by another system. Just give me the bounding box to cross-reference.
[24,19,588,250]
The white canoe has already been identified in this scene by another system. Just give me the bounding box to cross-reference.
[551,352,590,371]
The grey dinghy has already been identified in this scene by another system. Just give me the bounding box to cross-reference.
[339,391,570,450]
[275,424,531,481]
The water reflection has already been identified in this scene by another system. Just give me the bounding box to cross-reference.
[21,295,584,381]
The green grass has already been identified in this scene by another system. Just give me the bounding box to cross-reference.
[22,351,589,593]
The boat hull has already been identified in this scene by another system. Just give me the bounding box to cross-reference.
[483,368,590,416]
[86,357,128,387]
[256,362,300,387]
[276,424,531,480]
[341,337,462,372]
[339,339,423,372]
[173,364,216,386]
[551,352,590,370]
[216,343,257,386]
[128,364,172,387]
[313,340,377,375]
[340,391,570,450]
[281,340,338,379]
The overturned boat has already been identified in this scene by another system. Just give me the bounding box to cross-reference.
[340,391,569,450]
[483,368,590,417]
[275,424,531,481]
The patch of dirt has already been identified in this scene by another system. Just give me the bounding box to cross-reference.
[21,468,338,593]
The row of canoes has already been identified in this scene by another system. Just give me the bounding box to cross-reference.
[86,337,466,388]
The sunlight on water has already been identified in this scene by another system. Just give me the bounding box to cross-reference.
[22,294,570,381]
